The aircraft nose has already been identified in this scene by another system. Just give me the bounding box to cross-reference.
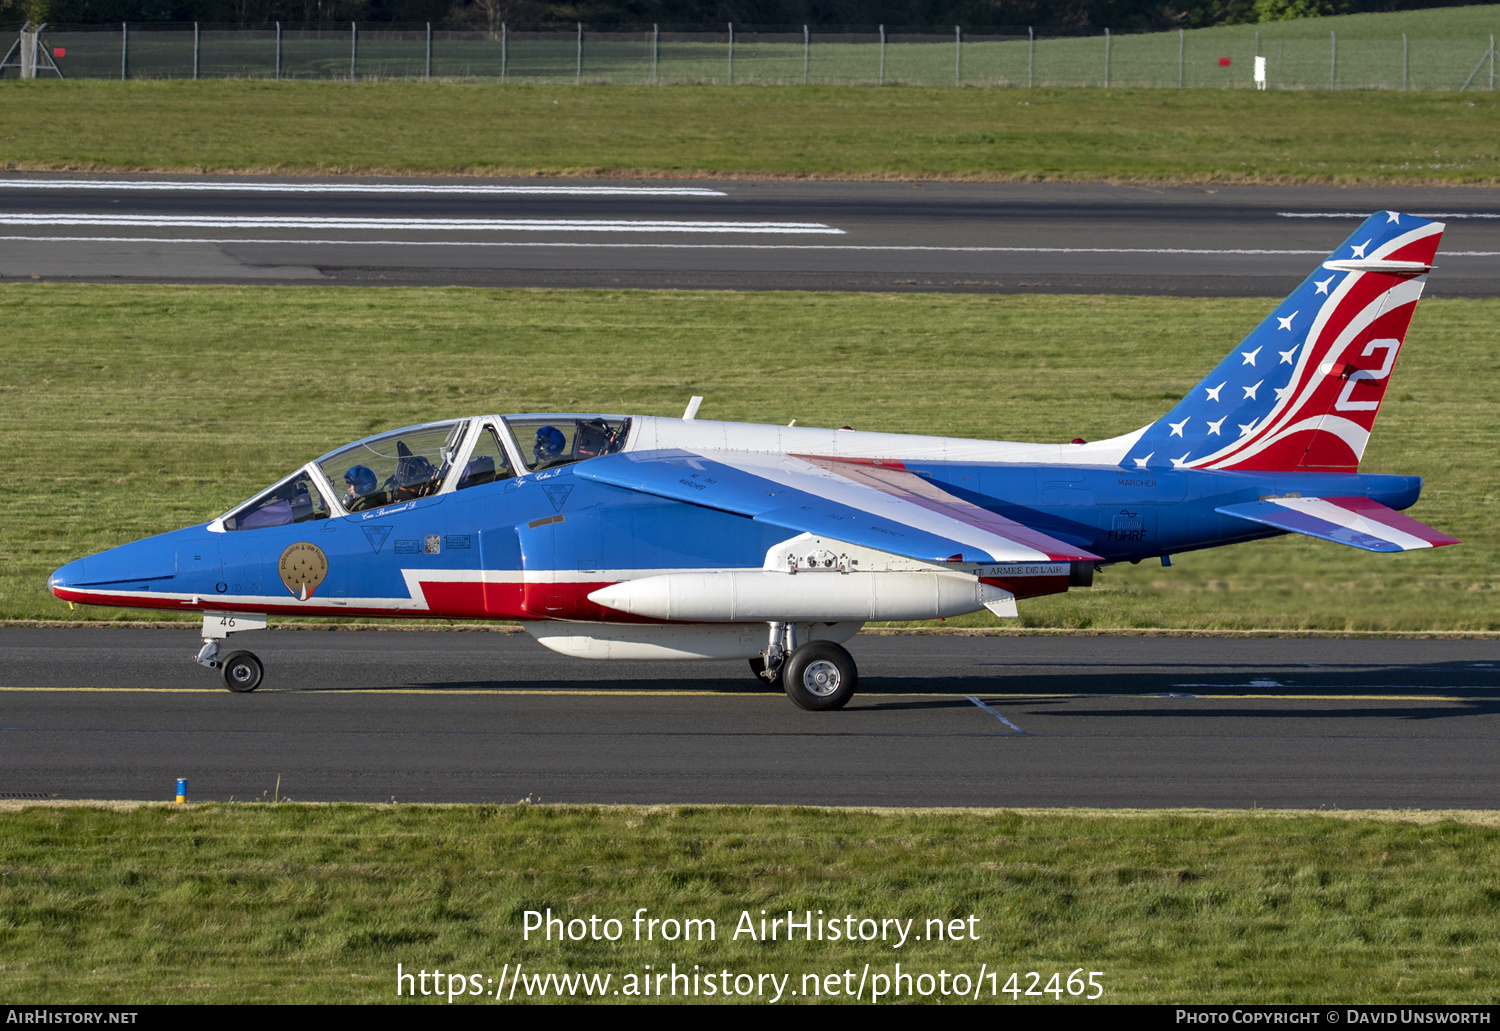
[49,557,87,599]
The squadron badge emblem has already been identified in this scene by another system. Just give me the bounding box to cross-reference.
[278,542,328,600]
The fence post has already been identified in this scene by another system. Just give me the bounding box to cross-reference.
[500,23,506,83]
[275,22,281,81]
[193,22,199,80]
[20,22,34,78]
[879,24,885,85]
[576,22,582,85]
[727,23,733,85]
[652,24,658,85]
[425,23,431,83]
[1028,26,1034,87]
[121,22,127,81]
[350,22,357,82]
[954,25,961,87]
[803,25,808,84]
[1329,30,1335,91]
[1491,33,1494,90]
[1104,27,1110,88]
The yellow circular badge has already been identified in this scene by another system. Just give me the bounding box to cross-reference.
[278,542,328,599]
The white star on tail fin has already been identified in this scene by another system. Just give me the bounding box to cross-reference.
[1243,380,1262,400]
[1276,312,1298,331]
[1133,453,1153,469]
[1386,211,1401,224]
[1274,384,1291,401]
[1205,382,1225,402]
[1169,418,1189,437]
[1315,276,1334,295]
[1279,345,1300,364]
[1206,417,1225,436]
[1238,419,1257,437]
[1170,453,1191,469]
[1351,240,1371,258]
[1242,346,1263,365]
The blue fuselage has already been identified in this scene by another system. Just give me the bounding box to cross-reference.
[49,457,1421,621]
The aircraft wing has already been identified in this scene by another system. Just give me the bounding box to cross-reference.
[574,449,1101,564]
[1216,496,1460,553]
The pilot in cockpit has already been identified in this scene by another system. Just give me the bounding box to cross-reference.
[343,464,386,512]
[533,425,568,470]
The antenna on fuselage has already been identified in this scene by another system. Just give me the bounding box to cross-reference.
[682,395,704,421]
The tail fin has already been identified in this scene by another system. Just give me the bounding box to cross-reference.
[1122,212,1443,473]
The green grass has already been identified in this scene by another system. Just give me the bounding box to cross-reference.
[2,81,1499,183]
[1,803,1498,1003]
[2,284,1494,631]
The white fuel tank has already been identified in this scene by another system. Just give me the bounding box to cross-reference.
[587,570,1012,623]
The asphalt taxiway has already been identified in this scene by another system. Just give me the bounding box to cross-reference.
[2,175,1498,294]
[3,627,1496,807]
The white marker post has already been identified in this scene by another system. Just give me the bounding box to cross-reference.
[1254,55,1267,91]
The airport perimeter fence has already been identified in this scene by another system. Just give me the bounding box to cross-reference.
[4,21,1499,91]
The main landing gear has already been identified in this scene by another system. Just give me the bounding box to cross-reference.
[195,612,268,692]
[754,622,858,711]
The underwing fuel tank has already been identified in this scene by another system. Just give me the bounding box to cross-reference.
[587,570,1014,623]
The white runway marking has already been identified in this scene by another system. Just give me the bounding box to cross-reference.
[3,236,1497,257]
[967,696,1027,733]
[0,214,843,235]
[0,179,728,197]
[1279,211,1500,220]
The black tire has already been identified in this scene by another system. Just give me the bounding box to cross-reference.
[783,641,857,711]
[221,651,263,693]
[748,656,784,689]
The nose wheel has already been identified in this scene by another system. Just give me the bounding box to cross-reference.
[220,651,264,692]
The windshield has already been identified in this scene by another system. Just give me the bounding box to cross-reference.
[317,420,467,514]
[222,468,332,531]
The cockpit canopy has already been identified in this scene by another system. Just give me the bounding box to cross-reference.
[319,421,465,514]
[219,415,632,531]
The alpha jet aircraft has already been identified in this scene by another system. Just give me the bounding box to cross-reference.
[50,212,1459,709]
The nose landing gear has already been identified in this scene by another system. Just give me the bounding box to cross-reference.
[196,612,268,693]
[756,622,859,710]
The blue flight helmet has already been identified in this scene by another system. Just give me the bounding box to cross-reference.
[534,426,566,463]
[344,465,378,497]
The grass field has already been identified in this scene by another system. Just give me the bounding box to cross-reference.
[1,803,1497,1003]
[2,284,1493,631]
[1,81,1498,183]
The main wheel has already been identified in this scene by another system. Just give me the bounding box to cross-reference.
[748,656,784,689]
[221,651,263,693]
[782,641,857,711]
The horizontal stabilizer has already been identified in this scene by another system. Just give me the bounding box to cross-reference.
[1216,496,1459,553]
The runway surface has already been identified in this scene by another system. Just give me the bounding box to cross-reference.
[2,175,1498,295]
[3,627,1497,807]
